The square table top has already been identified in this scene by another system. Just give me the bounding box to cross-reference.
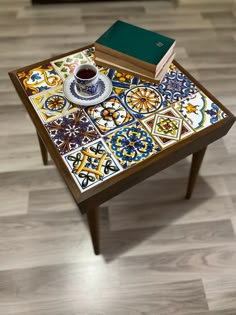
[9,44,235,205]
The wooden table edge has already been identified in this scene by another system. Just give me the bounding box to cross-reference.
[8,44,236,207]
[8,70,83,205]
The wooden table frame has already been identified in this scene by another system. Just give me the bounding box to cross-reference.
[9,44,235,255]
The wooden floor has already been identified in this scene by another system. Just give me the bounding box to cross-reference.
[0,0,236,314]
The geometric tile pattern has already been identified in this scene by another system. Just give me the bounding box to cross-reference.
[86,95,134,135]
[141,107,194,149]
[105,121,161,169]
[22,46,227,193]
[51,51,91,80]
[158,68,199,104]
[29,85,78,123]
[63,139,121,191]
[173,91,227,131]
[45,110,100,155]
[17,63,62,96]
[124,85,164,116]
[152,113,183,140]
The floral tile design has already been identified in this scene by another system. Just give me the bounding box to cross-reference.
[108,68,139,89]
[29,85,78,123]
[110,70,136,85]
[158,67,199,104]
[17,64,62,96]
[105,121,161,169]
[173,91,227,131]
[94,67,140,99]
[86,95,135,135]
[63,139,121,191]
[83,47,96,64]
[124,85,165,118]
[51,51,91,80]
[45,110,100,155]
[141,107,194,149]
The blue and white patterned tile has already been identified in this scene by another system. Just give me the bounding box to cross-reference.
[173,91,227,131]
[45,110,100,155]
[63,139,122,192]
[105,121,161,169]
[158,67,199,104]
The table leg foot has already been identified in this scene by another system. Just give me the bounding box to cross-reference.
[185,146,207,200]
[87,206,100,255]
[37,132,48,166]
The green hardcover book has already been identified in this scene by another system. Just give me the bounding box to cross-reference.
[95,20,176,74]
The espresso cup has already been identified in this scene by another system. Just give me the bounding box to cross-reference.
[73,64,99,96]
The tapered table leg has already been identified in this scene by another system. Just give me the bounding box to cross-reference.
[185,146,207,199]
[37,132,48,165]
[87,206,100,255]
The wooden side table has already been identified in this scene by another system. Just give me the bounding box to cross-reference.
[9,44,235,255]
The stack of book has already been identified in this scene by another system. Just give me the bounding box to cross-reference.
[95,20,176,84]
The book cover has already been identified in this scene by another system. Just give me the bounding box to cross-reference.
[95,20,175,73]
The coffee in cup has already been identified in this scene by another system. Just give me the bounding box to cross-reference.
[73,64,99,96]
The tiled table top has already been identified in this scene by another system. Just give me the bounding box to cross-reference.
[15,46,228,193]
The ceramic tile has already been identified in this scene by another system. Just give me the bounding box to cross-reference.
[97,65,109,76]
[29,85,78,123]
[105,121,161,169]
[83,47,96,64]
[113,85,129,98]
[63,139,121,191]
[45,110,100,155]
[85,95,135,135]
[17,64,62,96]
[107,68,140,97]
[141,107,195,149]
[173,91,227,131]
[158,67,199,104]
[168,63,178,73]
[84,67,139,99]
[51,51,91,80]
[152,113,183,140]
[109,68,138,86]
[123,85,165,118]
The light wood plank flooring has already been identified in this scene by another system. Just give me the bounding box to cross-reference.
[0,1,236,314]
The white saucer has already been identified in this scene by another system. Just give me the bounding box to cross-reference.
[63,73,113,106]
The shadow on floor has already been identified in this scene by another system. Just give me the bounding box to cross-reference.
[81,165,217,260]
